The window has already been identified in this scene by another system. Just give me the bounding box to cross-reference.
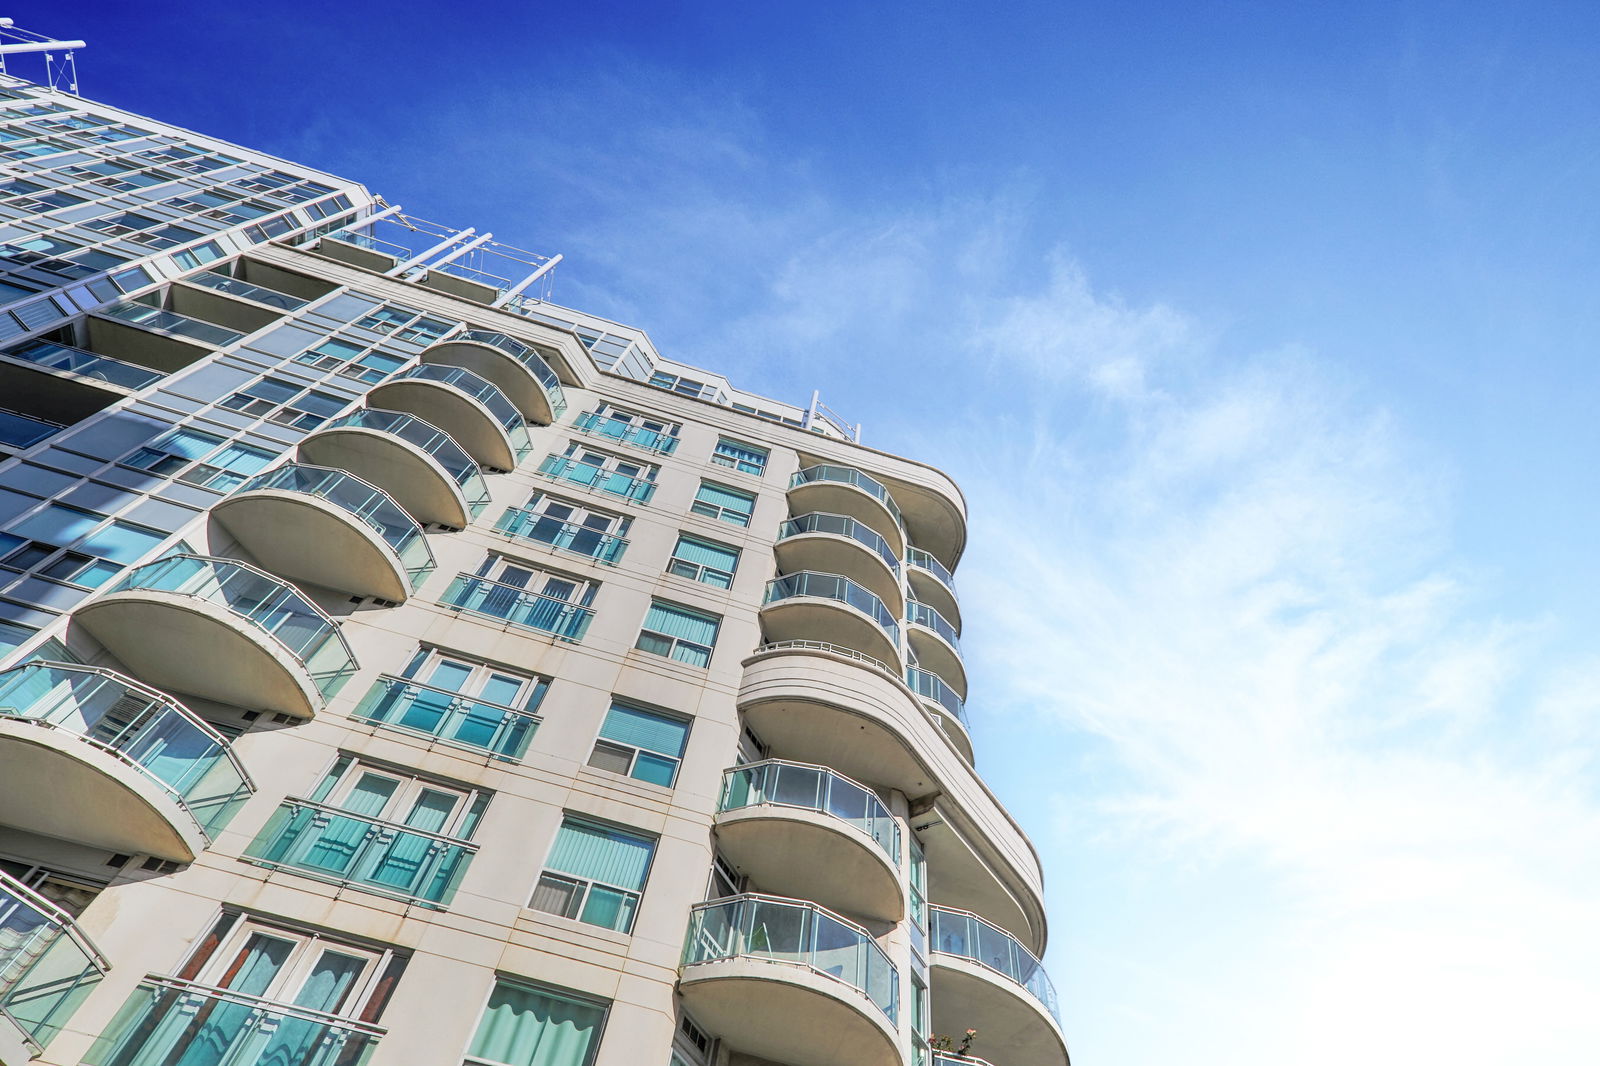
[531,817,656,933]
[578,404,679,454]
[690,482,755,527]
[711,438,767,477]
[504,492,630,563]
[706,855,741,902]
[465,979,607,1066]
[295,334,407,383]
[307,755,490,838]
[587,701,690,787]
[354,647,549,761]
[124,426,275,490]
[634,600,720,668]
[666,534,738,589]
[353,305,452,345]
[1,505,166,588]
[220,375,347,429]
[538,443,657,503]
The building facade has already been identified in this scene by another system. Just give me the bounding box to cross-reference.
[0,61,1068,1066]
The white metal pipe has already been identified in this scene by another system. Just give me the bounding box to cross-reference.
[410,230,493,278]
[0,40,87,54]
[490,253,564,308]
[383,226,474,277]
[338,202,404,233]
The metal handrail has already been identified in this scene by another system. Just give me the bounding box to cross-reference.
[234,462,433,575]
[908,546,958,594]
[764,571,900,640]
[720,758,901,863]
[907,599,962,650]
[790,465,904,528]
[929,903,1060,1021]
[0,868,108,973]
[141,975,388,1036]
[779,511,900,573]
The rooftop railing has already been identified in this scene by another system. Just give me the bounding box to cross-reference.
[351,674,541,762]
[929,904,1060,1022]
[494,506,628,565]
[316,409,490,517]
[98,301,242,347]
[0,662,253,838]
[779,512,900,574]
[234,463,434,589]
[243,798,476,908]
[5,339,160,390]
[720,759,901,865]
[572,410,679,455]
[104,554,358,698]
[683,893,899,1023]
[764,571,900,644]
[0,869,107,1054]
[440,573,594,642]
[790,465,904,529]
[82,975,384,1066]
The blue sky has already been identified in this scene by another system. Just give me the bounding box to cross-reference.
[27,2,1600,1062]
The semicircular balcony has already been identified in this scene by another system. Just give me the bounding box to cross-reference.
[907,546,961,631]
[761,571,900,667]
[420,328,567,425]
[367,363,531,471]
[907,666,973,764]
[788,465,906,558]
[298,408,490,529]
[211,462,435,602]
[739,645,1047,954]
[776,513,903,616]
[906,599,967,700]
[929,904,1068,1066]
[880,470,968,579]
[679,893,900,1066]
[0,869,108,1059]
[716,760,903,922]
[73,554,358,718]
[0,662,253,861]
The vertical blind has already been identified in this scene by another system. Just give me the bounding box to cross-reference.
[671,535,739,572]
[547,819,655,891]
[642,601,720,647]
[599,703,688,758]
[693,483,754,514]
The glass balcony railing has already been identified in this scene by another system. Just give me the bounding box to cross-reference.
[385,364,532,458]
[764,571,900,644]
[721,759,901,864]
[932,1054,995,1066]
[351,674,541,762]
[6,339,161,390]
[185,270,308,310]
[494,506,628,564]
[572,410,679,454]
[929,904,1060,1022]
[907,600,961,651]
[317,409,490,517]
[83,976,383,1066]
[908,546,958,598]
[0,662,253,838]
[684,894,898,1023]
[790,465,904,529]
[0,869,107,1054]
[452,329,567,419]
[243,798,476,908]
[537,455,657,503]
[440,573,594,642]
[234,463,434,589]
[0,407,63,449]
[906,667,969,731]
[779,512,900,574]
[98,301,243,347]
[106,554,358,699]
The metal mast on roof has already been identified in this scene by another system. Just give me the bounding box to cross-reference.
[0,19,86,95]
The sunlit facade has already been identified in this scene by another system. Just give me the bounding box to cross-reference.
[0,68,1067,1066]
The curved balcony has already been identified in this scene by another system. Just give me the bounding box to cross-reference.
[906,599,967,700]
[73,554,358,719]
[421,329,567,425]
[212,463,434,602]
[738,645,1046,954]
[680,894,899,1066]
[789,465,906,557]
[84,976,384,1066]
[907,545,960,630]
[573,410,679,454]
[880,473,967,579]
[717,760,903,922]
[0,663,252,861]
[351,674,542,762]
[0,870,107,1060]
[298,408,489,529]
[367,364,531,471]
[929,905,1068,1066]
[907,666,973,764]
[776,512,902,616]
[762,571,900,667]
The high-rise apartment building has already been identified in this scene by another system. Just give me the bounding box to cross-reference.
[0,38,1068,1066]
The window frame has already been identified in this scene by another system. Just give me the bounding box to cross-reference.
[710,437,768,477]
[586,700,692,788]
[666,533,739,589]
[634,599,721,668]
[689,480,756,527]
[530,815,658,934]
